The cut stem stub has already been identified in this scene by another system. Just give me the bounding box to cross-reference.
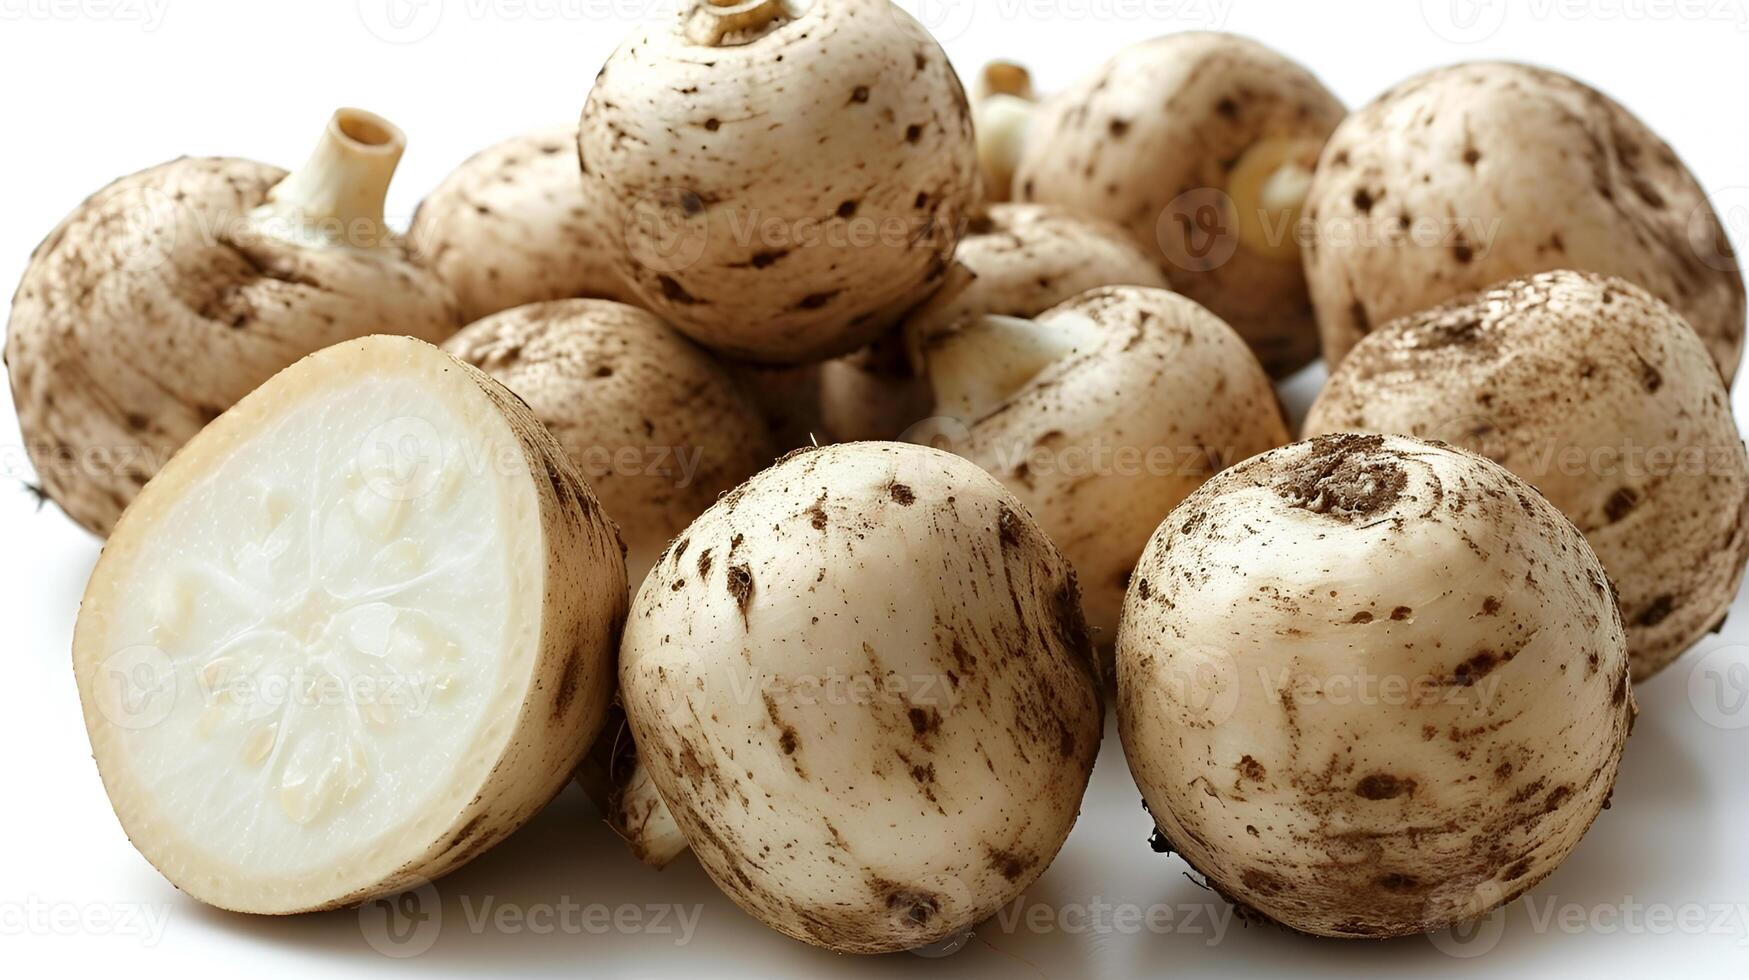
[250,108,405,250]
[685,0,806,46]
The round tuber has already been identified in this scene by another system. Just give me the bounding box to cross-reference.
[1118,433,1634,938]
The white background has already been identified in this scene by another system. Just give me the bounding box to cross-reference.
[3,0,1748,977]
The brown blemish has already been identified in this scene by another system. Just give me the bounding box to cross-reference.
[907,706,941,737]
[1604,487,1640,523]
[1355,773,1415,800]
[726,563,754,621]
[1636,595,1675,628]
[1276,434,1407,520]
[986,846,1038,882]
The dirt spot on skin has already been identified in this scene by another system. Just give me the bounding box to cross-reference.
[1377,873,1421,893]
[1544,785,1574,812]
[1236,756,1267,783]
[1356,773,1415,800]
[1241,868,1286,895]
[908,706,941,737]
[447,815,488,851]
[889,483,916,506]
[1451,649,1503,686]
[987,846,1038,882]
[1481,596,1502,616]
[657,275,700,305]
[1636,594,1675,627]
[552,644,586,720]
[1350,300,1370,334]
[879,884,941,928]
[1276,435,1407,520]
[1604,487,1639,523]
[997,506,1022,548]
[727,563,754,621]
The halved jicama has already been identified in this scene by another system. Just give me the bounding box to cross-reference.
[72,335,627,914]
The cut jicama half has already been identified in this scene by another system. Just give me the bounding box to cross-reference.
[72,335,627,913]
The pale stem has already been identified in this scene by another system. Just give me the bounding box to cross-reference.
[1227,135,1326,262]
[921,312,1102,423]
[976,95,1036,203]
[685,0,806,46]
[249,108,406,250]
[975,61,1035,103]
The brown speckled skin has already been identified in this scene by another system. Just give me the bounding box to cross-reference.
[620,443,1102,954]
[5,158,461,537]
[822,203,1171,442]
[1304,62,1746,380]
[1305,272,1749,679]
[411,127,637,324]
[1014,33,1345,377]
[443,299,774,587]
[580,0,978,364]
[1118,434,1633,939]
[949,286,1288,641]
